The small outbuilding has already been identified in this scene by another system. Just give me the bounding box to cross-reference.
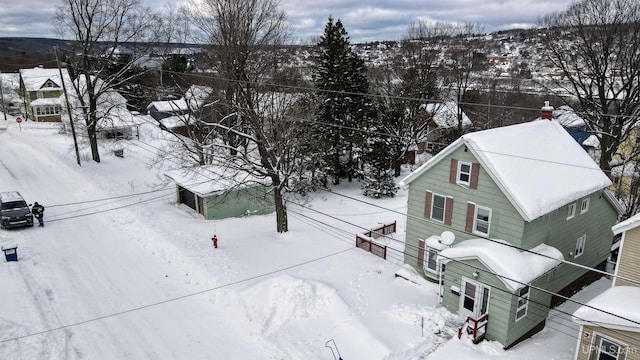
[164,166,274,220]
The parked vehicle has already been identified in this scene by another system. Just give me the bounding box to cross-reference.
[0,191,34,229]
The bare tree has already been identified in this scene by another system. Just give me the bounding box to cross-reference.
[441,22,485,139]
[54,0,160,163]
[192,0,303,233]
[539,0,640,178]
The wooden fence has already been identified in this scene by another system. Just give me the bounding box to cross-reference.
[355,221,396,260]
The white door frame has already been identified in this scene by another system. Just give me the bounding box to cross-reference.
[459,277,490,319]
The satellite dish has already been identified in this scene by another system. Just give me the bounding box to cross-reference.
[440,231,455,246]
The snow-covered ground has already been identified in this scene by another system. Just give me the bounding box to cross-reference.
[0,117,610,359]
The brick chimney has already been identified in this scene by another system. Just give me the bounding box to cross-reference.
[541,101,554,120]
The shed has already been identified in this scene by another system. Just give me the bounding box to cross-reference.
[164,166,274,220]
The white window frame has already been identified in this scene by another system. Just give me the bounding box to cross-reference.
[566,202,576,220]
[515,286,530,322]
[581,197,590,215]
[424,247,439,273]
[591,332,628,360]
[575,235,586,258]
[473,205,492,236]
[457,161,472,186]
[431,193,446,223]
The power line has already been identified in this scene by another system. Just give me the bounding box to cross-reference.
[12,125,639,348]
[0,246,356,344]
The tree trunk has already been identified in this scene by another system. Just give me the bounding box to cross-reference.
[274,187,288,233]
[87,120,100,163]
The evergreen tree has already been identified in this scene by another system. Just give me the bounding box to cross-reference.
[313,17,372,185]
[361,137,398,198]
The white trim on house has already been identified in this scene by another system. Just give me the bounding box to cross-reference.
[575,235,586,258]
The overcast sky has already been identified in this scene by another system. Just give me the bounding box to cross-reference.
[0,0,575,43]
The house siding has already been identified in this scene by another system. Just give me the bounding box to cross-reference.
[441,259,511,345]
[576,326,640,360]
[202,185,274,220]
[522,193,617,293]
[404,146,525,275]
[504,275,552,348]
[615,227,640,287]
[442,259,555,348]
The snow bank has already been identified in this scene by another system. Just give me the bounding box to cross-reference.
[234,274,390,359]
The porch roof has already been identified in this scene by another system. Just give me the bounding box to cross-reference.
[164,166,267,197]
[573,286,640,332]
[438,239,564,292]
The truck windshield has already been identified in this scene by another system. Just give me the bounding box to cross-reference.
[1,201,28,210]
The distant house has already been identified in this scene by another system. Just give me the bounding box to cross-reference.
[572,213,640,360]
[164,166,274,220]
[400,106,622,348]
[0,72,23,115]
[19,67,72,122]
[62,76,141,140]
[146,98,189,121]
[551,104,599,157]
[184,85,213,110]
[417,102,473,154]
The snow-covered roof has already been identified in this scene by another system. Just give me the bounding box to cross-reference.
[157,114,196,129]
[421,102,473,129]
[185,85,214,110]
[553,105,585,128]
[573,286,640,332]
[19,67,70,91]
[401,119,613,221]
[61,75,137,129]
[31,97,62,106]
[612,212,640,235]
[438,239,564,292]
[1,73,21,103]
[147,98,189,113]
[164,166,266,196]
[582,134,600,149]
[96,106,144,129]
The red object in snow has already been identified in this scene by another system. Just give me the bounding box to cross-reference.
[16,117,22,123]
[212,235,218,248]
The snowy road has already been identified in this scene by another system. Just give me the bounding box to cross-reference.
[0,126,276,359]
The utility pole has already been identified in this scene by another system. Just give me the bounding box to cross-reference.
[0,73,7,120]
[55,47,82,166]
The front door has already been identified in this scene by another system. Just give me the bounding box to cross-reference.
[459,278,490,319]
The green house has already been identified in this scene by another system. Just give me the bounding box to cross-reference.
[19,67,71,122]
[400,118,622,348]
[165,166,274,220]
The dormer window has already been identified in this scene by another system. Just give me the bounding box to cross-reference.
[580,197,590,214]
[457,161,472,186]
[43,80,57,88]
[566,202,576,220]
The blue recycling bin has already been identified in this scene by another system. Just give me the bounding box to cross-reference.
[2,247,18,262]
